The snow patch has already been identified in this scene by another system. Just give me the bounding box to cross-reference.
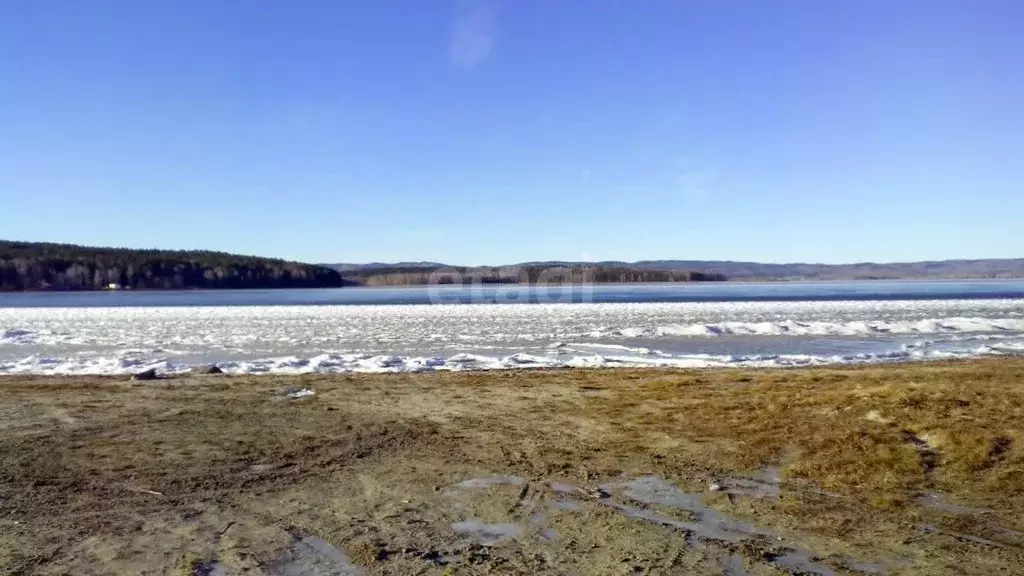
[606,317,1024,339]
[0,344,1015,376]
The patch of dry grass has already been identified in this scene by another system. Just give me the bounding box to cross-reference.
[2,360,1024,574]
[579,361,1024,508]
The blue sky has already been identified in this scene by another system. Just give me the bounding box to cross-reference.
[2,1,1022,265]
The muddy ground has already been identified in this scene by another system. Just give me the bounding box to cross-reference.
[2,359,1024,575]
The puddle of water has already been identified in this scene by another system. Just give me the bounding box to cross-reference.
[607,502,732,540]
[721,466,846,502]
[605,476,905,575]
[754,466,782,485]
[451,520,520,545]
[773,550,838,576]
[619,476,765,541]
[717,476,782,500]
[267,535,366,576]
[197,561,230,576]
[550,482,581,494]
[454,475,526,490]
[686,533,752,576]
[719,552,749,576]
[451,472,908,575]
[619,476,705,510]
[528,510,559,541]
[916,492,992,515]
[551,500,585,511]
[998,526,1024,539]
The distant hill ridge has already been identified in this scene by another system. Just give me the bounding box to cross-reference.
[4,240,1020,292]
[334,263,726,286]
[0,241,347,291]
[325,258,1024,282]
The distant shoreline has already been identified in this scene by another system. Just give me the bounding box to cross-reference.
[4,275,1024,294]
[325,258,1024,285]
[4,240,1023,291]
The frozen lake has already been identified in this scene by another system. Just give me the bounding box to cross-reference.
[3,281,1024,374]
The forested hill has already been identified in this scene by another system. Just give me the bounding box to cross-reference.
[334,264,727,285]
[327,258,1024,282]
[0,241,346,291]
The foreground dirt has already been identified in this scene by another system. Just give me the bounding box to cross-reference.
[2,360,1024,575]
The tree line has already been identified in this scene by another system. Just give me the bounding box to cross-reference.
[0,241,346,291]
[343,265,727,285]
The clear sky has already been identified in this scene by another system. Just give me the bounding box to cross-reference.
[2,1,1022,265]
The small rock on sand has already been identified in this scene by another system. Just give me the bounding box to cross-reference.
[194,364,224,375]
[131,368,159,381]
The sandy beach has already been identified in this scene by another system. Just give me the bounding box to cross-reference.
[2,359,1023,575]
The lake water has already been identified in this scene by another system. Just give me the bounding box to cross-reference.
[1,280,1024,307]
[2,280,1024,375]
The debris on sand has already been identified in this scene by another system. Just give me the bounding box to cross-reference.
[124,486,164,497]
[287,388,315,399]
[194,364,224,375]
[131,368,159,381]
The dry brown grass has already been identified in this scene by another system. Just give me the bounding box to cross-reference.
[584,361,1024,504]
[2,360,1024,575]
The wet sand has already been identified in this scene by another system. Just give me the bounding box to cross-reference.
[2,359,1024,575]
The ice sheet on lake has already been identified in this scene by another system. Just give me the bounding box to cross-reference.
[2,300,1024,375]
